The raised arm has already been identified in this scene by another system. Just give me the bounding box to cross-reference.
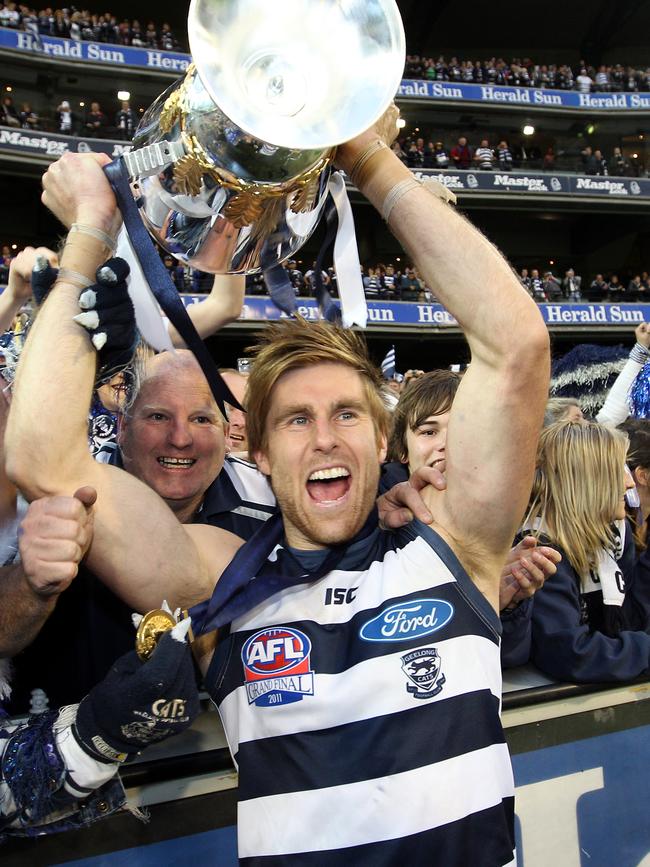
[5,153,240,612]
[337,117,550,604]
[0,246,57,333]
[596,322,650,425]
[168,273,245,347]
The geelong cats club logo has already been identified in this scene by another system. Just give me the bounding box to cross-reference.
[401,647,446,699]
[242,627,314,707]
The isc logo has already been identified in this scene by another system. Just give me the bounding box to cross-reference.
[324,587,358,605]
[242,628,311,676]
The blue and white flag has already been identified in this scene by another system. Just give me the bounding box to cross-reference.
[381,345,396,380]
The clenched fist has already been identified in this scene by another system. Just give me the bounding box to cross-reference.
[7,246,59,306]
[19,486,96,597]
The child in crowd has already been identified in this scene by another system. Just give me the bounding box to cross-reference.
[525,421,650,682]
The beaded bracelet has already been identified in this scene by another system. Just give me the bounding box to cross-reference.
[630,342,650,364]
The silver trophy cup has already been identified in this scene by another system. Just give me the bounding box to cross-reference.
[122,0,406,275]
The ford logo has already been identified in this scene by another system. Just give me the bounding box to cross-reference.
[359,598,454,642]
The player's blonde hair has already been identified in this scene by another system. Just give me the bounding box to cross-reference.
[246,318,389,456]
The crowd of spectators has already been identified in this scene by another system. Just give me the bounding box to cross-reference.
[4,245,650,308]
[380,326,650,687]
[404,54,650,93]
[519,267,650,303]
[243,260,436,304]
[246,260,650,305]
[2,89,142,139]
[393,133,646,177]
[2,14,648,182]
[1,93,40,129]
[53,96,139,139]
[0,2,182,51]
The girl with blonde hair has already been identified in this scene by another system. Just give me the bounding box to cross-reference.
[525,420,650,682]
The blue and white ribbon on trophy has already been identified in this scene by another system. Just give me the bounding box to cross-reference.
[103,157,242,416]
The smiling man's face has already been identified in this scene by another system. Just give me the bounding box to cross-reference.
[254,363,386,550]
[119,353,226,522]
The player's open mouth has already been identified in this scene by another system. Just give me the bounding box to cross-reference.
[306,466,351,504]
[158,457,196,469]
[230,434,245,442]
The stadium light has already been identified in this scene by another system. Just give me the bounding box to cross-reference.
[117,90,131,101]
[396,117,406,129]
[522,124,535,136]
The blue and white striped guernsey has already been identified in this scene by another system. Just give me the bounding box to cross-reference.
[207,519,515,866]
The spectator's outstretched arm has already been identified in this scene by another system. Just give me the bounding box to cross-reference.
[336,111,550,612]
[0,271,27,334]
[0,563,56,657]
[0,488,95,657]
[6,153,241,613]
[168,274,245,347]
[0,245,61,582]
[0,246,57,333]
[596,322,650,426]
